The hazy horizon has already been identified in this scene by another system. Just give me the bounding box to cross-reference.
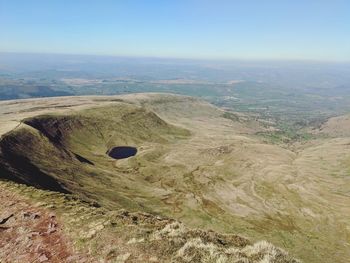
[1,51,350,65]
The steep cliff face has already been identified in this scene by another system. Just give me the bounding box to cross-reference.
[0,126,72,193]
[0,103,190,204]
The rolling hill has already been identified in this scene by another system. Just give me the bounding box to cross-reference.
[1,93,350,262]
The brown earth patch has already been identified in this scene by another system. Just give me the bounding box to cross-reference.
[0,186,89,263]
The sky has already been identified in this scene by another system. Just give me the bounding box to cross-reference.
[0,0,349,61]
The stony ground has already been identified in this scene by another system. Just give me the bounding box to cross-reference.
[0,184,90,262]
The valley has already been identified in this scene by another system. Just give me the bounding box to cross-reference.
[1,94,350,262]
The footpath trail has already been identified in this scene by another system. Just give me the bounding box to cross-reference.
[0,184,88,263]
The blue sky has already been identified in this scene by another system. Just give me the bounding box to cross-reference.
[0,0,349,61]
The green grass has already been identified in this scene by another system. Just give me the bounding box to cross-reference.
[1,94,350,263]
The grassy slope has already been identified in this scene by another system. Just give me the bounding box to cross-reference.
[0,180,300,263]
[0,94,349,262]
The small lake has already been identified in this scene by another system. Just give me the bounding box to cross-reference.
[107,146,137,159]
